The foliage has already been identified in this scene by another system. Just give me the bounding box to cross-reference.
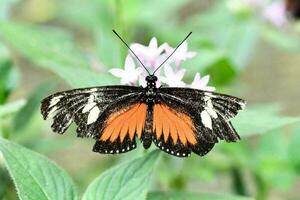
[0,0,300,200]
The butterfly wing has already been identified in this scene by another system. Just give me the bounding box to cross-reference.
[41,85,146,154]
[152,87,245,157]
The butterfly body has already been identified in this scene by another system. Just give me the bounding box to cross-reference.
[41,74,245,157]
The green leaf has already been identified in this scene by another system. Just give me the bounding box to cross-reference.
[0,99,26,118]
[203,58,237,86]
[57,0,123,67]
[217,20,259,68]
[187,3,259,69]
[182,49,237,86]
[0,167,11,199]
[0,44,19,104]
[0,22,118,88]
[232,104,300,136]
[288,126,300,169]
[254,130,296,191]
[0,138,78,200]
[95,28,122,68]
[13,82,56,131]
[147,191,254,200]
[182,49,226,75]
[262,26,300,51]
[82,150,160,200]
[57,0,114,30]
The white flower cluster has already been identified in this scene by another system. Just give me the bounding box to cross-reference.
[109,37,215,91]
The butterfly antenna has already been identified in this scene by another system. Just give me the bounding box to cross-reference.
[112,30,151,75]
[152,32,192,75]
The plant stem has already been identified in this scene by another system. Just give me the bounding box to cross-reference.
[254,172,270,200]
[114,0,128,60]
[231,167,248,196]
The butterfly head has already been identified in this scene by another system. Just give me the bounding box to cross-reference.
[146,75,158,88]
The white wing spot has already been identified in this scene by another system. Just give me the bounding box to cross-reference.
[50,95,62,107]
[48,106,58,116]
[90,88,97,92]
[204,92,215,98]
[201,110,212,129]
[87,106,100,125]
[240,102,246,110]
[82,102,97,113]
[87,94,95,103]
[206,107,218,119]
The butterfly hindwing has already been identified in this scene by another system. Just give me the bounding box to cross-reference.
[93,135,137,154]
[152,136,191,157]
[149,87,246,157]
[152,98,217,157]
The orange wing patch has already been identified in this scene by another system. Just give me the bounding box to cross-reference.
[100,103,147,142]
[153,104,197,146]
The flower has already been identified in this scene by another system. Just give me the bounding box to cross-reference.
[130,37,167,72]
[110,36,215,91]
[189,73,215,91]
[164,41,197,67]
[160,65,186,87]
[109,55,142,85]
[263,1,288,27]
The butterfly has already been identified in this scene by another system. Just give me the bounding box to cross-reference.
[41,30,246,158]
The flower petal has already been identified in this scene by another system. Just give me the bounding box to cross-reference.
[199,75,210,87]
[177,69,186,80]
[149,37,158,49]
[109,68,125,78]
[164,64,174,76]
[124,55,136,72]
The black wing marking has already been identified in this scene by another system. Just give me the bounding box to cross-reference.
[158,87,245,156]
[191,140,215,156]
[41,85,143,138]
[152,136,191,157]
[93,135,137,154]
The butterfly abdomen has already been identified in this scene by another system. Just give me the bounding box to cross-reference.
[142,106,153,149]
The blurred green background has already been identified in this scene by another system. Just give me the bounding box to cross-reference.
[1,0,300,200]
